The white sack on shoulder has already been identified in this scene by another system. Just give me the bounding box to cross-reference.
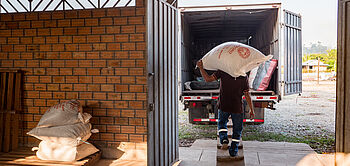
[201,42,273,77]
[27,123,92,146]
[37,99,86,128]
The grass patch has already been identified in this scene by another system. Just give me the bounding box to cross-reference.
[243,126,335,154]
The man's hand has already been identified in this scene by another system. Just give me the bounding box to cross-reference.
[249,109,255,120]
[196,60,203,69]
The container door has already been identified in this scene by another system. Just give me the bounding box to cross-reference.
[283,10,302,95]
[147,0,179,165]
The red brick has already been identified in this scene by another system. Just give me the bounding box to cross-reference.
[2,45,13,52]
[78,27,91,35]
[60,52,72,59]
[129,118,143,126]
[73,68,86,75]
[34,68,45,75]
[94,125,107,132]
[61,84,73,91]
[93,60,106,67]
[65,60,79,67]
[7,37,19,44]
[27,60,39,67]
[73,36,87,43]
[26,91,39,98]
[129,85,143,92]
[79,76,93,83]
[14,60,26,67]
[74,84,87,91]
[40,92,52,99]
[128,16,143,25]
[71,19,85,27]
[106,125,120,133]
[115,68,129,75]
[121,25,135,33]
[107,8,121,17]
[65,11,78,19]
[122,93,136,100]
[94,92,107,100]
[129,68,143,76]
[136,126,147,134]
[101,68,114,75]
[47,84,59,91]
[92,9,106,17]
[87,35,100,43]
[51,28,63,35]
[47,100,59,107]
[53,92,65,99]
[72,52,85,59]
[34,99,46,107]
[115,134,128,142]
[93,43,106,51]
[136,8,145,16]
[0,30,11,37]
[129,135,143,142]
[58,19,71,27]
[101,35,114,42]
[121,8,135,16]
[92,27,105,34]
[129,51,144,59]
[106,26,120,34]
[59,36,72,43]
[66,76,79,83]
[27,107,39,114]
[65,44,78,51]
[115,34,129,42]
[100,117,114,125]
[1,14,12,21]
[114,17,127,25]
[121,60,135,67]
[79,44,92,51]
[101,52,114,59]
[39,44,51,51]
[32,21,44,28]
[2,60,13,67]
[44,20,57,28]
[93,76,106,83]
[100,18,113,26]
[24,114,34,121]
[129,101,143,109]
[12,29,24,37]
[53,76,65,83]
[64,27,78,35]
[136,60,146,68]
[130,34,144,42]
[107,43,121,51]
[137,42,146,50]
[122,76,135,84]
[33,37,45,44]
[66,92,79,99]
[26,13,38,20]
[115,85,128,92]
[79,60,92,67]
[52,44,65,51]
[87,68,100,75]
[39,13,52,20]
[115,101,128,109]
[13,14,25,21]
[20,37,32,44]
[101,84,114,92]
[121,126,135,133]
[85,18,99,26]
[107,93,121,100]
[107,76,121,84]
[40,76,52,83]
[107,60,120,67]
[46,36,58,43]
[78,10,92,18]
[88,84,100,91]
[136,25,146,33]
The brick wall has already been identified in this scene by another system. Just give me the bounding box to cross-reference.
[0,0,147,151]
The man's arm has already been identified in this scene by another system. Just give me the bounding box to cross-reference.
[244,90,255,119]
[196,60,216,82]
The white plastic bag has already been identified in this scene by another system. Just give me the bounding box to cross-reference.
[37,100,88,128]
[35,141,99,162]
[27,123,92,146]
[201,42,273,77]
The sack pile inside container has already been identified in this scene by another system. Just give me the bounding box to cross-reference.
[27,99,99,162]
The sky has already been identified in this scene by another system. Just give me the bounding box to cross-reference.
[179,0,338,48]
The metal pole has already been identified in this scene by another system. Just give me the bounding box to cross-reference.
[317,57,320,85]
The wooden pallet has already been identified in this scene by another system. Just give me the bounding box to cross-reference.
[0,70,22,153]
[0,147,101,166]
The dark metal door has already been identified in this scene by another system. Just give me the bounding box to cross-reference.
[284,10,302,95]
[147,0,178,165]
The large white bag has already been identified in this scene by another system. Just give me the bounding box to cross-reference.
[27,123,92,146]
[201,42,273,77]
[35,141,99,162]
[37,100,91,128]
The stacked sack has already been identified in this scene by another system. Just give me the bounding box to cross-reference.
[201,42,273,78]
[27,100,99,162]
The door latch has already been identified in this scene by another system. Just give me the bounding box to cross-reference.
[149,103,155,112]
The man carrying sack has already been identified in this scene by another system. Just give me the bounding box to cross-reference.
[196,60,255,160]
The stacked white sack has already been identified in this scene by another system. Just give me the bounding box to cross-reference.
[201,42,273,77]
[27,100,99,161]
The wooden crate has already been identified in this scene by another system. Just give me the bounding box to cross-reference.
[0,147,101,166]
[0,70,23,153]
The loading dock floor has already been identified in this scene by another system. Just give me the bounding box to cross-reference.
[178,139,335,166]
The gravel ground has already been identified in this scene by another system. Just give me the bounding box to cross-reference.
[178,81,336,152]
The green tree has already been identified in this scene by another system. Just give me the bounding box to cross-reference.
[302,49,337,71]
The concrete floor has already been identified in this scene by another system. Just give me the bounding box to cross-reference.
[178,139,336,166]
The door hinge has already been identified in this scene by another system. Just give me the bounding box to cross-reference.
[149,103,155,112]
